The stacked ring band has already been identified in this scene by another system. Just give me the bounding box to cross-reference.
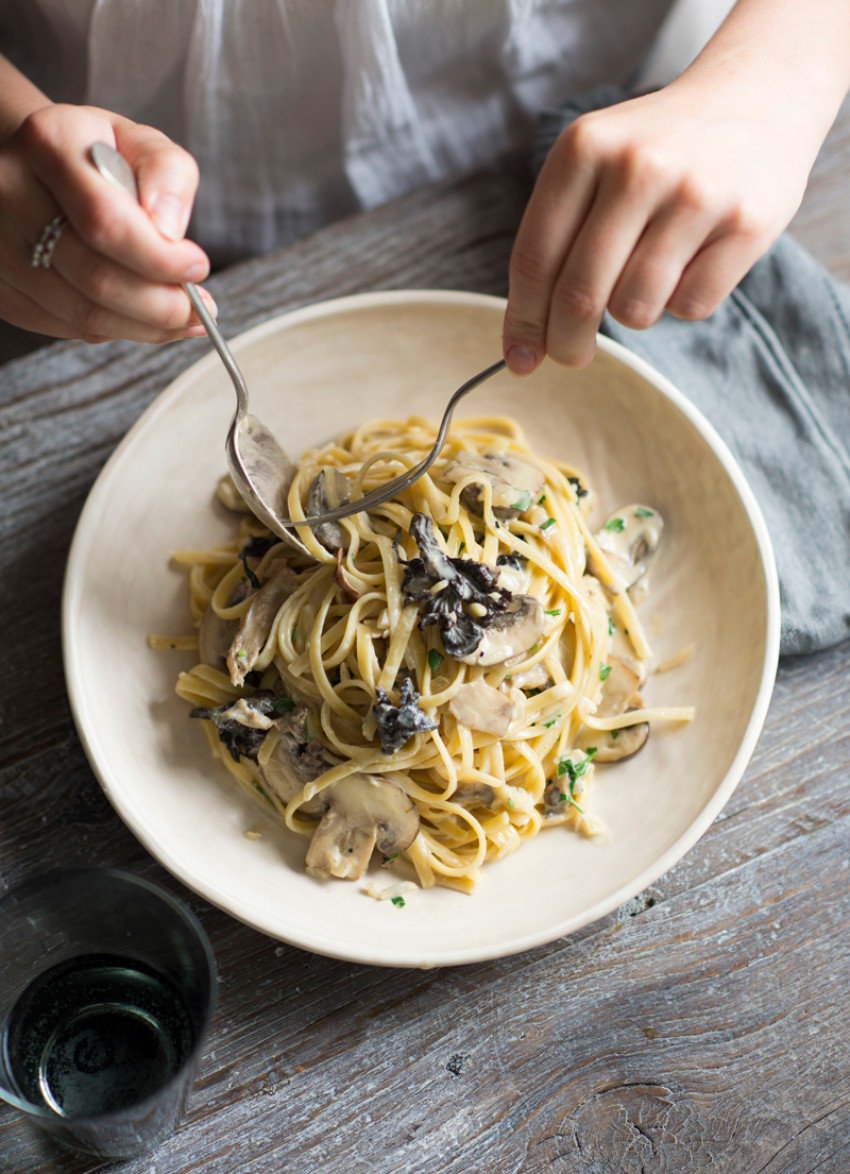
[31,214,68,270]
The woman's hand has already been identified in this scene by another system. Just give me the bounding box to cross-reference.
[502,0,850,373]
[0,103,213,343]
[502,85,813,373]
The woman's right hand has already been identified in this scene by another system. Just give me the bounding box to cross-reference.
[0,103,214,343]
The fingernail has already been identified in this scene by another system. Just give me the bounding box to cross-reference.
[183,261,208,284]
[184,324,208,338]
[506,344,539,376]
[150,194,189,242]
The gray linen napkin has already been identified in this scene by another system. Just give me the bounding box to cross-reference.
[535,86,850,656]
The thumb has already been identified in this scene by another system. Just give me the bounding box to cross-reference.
[114,119,200,242]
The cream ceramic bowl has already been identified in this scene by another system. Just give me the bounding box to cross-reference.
[63,291,779,967]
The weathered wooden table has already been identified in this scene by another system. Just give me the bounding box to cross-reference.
[2,101,850,1173]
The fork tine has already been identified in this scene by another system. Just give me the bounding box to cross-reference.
[293,358,507,528]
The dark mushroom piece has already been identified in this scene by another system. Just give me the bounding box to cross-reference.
[190,693,278,762]
[373,677,438,754]
[442,452,545,518]
[305,774,420,880]
[306,467,351,552]
[400,513,513,661]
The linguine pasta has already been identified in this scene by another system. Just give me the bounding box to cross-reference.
[163,415,693,894]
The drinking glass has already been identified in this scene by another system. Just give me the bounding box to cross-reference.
[0,867,216,1159]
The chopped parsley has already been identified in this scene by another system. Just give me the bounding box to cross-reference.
[599,663,612,681]
[428,649,444,674]
[604,517,626,532]
[608,615,615,636]
[390,895,406,908]
[556,747,597,784]
[537,492,547,505]
[611,729,620,741]
[540,517,556,531]
[272,696,296,715]
[545,607,562,617]
[510,490,533,512]
[558,791,585,814]
[544,715,561,729]
[635,507,655,518]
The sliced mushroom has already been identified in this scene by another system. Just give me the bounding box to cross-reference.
[257,701,330,816]
[442,452,545,518]
[594,504,664,592]
[596,657,641,717]
[575,657,649,761]
[227,561,302,686]
[335,548,361,601]
[454,781,498,807]
[216,472,251,512]
[458,594,544,667]
[306,467,351,551]
[448,680,517,736]
[590,714,649,762]
[198,581,248,668]
[305,774,420,880]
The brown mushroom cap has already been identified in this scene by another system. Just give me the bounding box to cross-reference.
[594,504,664,592]
[305,774,420,881]
[457,594,545,667]
[441,451,545,519]
[226,561,302,686]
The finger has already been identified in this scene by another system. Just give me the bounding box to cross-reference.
[19,106,209,285]
[115,120,200,243]
[607,198,722,331]
[666,229,766,321]
[0,278,80,339]
[50,227,218,333]
[543,166,655,367]
[503,122,599,374]
[5,199,217,342]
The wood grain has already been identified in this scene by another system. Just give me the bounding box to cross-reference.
[2,99,850,1174]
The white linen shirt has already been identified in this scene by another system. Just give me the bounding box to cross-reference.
[2,0,682,264]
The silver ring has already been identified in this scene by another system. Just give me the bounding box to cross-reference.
[31,214,68,269]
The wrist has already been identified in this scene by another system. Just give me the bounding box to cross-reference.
[672,0,850,141]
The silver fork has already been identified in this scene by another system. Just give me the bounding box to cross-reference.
[90,141,506,540]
